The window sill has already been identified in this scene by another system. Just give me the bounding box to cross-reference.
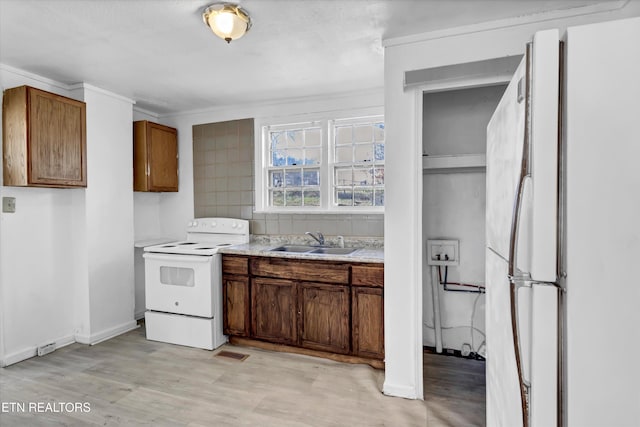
[254,208,384,215]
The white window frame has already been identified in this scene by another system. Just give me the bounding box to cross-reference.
[254,109,384,214]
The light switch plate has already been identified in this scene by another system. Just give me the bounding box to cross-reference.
[427,239,459,266]
[2,197,16,213]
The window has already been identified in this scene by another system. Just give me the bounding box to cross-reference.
[256,114,384,212]
[332,118,385,207]
[266,122,322,208]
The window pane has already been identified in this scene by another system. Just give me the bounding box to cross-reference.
[285,190,302,206]
[336,126,352,145]
[354,125,373,142]
[335,168,353,186]
[374,189,385,206]
[354,189,373,206]
[305,128,321,147]
[374,166,384,185]
[284,169,301,187]
[304,190,320,206]
[374,143,385,161]
[303,169,319,186]
[287,130,304,147]
[335,188,353,206]
[354,144,373,162]
[271,190,284,206]
[287,148,303,166]
[335,146,352,163]
[305,148,321,165]
[373,123,385,142]
[270,131,284,150]
[270,170,284,187]
[353,167,373,185]
[272,150,286,166]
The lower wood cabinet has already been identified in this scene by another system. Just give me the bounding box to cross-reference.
[251,277,298,345]
[222,254,384,364]
[352,286,384,359]
[222,275,250,337]
[299,282,350,354]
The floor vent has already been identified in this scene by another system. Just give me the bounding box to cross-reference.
[37,343,56,357]
[215,350,249,361]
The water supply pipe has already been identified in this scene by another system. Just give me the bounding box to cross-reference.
[430,266,443,353]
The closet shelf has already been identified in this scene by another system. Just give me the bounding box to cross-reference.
[422,154,486,173]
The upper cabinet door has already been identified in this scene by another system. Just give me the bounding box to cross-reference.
[133,120,178,192]
[3,86,87,188]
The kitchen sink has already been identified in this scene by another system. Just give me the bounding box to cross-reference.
[269,245,316,253]
[310,247,359,255]
[269,245,360,255]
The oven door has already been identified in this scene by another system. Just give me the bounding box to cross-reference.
[144,252,220,318]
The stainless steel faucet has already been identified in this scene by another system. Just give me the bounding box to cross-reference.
[305,231,325,246]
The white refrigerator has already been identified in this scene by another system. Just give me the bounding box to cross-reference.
[485,17,640,427]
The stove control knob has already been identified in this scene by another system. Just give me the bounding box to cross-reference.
[231,222,238,229]
[211,221,217,227]
[193,221,198,227]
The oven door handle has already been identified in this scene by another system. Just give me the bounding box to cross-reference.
[143,252,215,263]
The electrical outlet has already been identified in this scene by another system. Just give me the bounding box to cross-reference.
[2,197,16,213]
[426,239,459,266]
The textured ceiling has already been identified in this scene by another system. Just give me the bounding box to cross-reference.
[0,0,617,114]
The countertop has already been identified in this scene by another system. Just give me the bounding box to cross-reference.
[219,242,384,264]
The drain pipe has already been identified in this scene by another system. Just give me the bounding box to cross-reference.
[430,266,443,353]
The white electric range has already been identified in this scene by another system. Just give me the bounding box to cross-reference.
[143,218,249,350]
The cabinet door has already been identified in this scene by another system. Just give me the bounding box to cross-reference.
[134,121,178,192]
[147,123,178,191]
[251,278,297,344]
[223,275,249,336]
[299,282,350,354]
[28,88,86,187]
[352,287,384,360]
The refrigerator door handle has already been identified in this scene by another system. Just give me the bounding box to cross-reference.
[509,42,533,427]
[510,278,532,427]
[509,42,533,279]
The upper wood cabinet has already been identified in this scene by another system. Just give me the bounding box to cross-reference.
[133,120,178,192]
[3,86,87,188]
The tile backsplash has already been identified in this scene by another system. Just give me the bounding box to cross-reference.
[192,119,383,238]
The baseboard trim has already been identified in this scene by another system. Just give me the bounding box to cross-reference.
[382,381,422,400]
[75,320,139,345]
[0,334,75,367]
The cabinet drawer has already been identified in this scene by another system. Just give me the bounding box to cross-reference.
[251,257,349,284]
[352,264,384,287]
[223,255,249,275]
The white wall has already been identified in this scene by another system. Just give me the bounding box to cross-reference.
[383,1,640,399]
[0,66,137,365]
[0,67,82,365]
[73,85,137,343]
[422,172,486,352]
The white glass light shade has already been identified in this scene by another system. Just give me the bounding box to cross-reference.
[202,3,252,43]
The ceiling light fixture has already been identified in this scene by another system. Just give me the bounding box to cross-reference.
[202,3,252,44]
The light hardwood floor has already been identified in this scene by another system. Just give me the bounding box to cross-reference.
[0,326,485,426]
